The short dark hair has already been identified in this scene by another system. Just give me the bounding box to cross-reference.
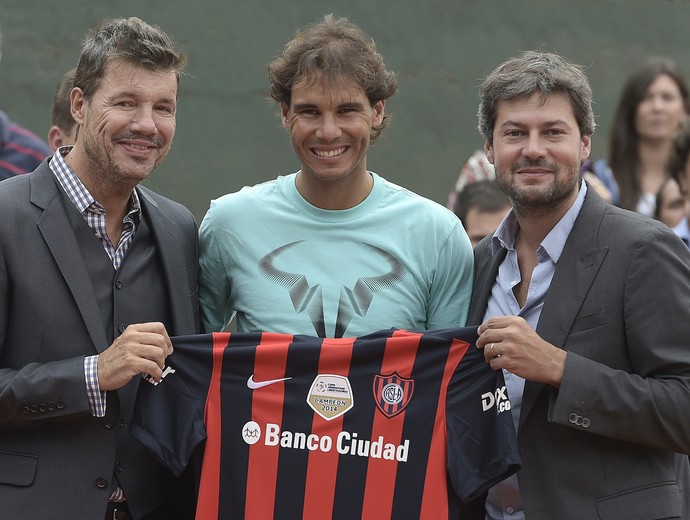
[267,14,398,142]
[74,17,187,102]
[453,179,511,225]
[478,51,595,142]
[654,176,681,220]
[669,119,690,188]
[51,68,76,132]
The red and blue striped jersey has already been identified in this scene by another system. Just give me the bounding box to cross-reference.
[132,327,519,519]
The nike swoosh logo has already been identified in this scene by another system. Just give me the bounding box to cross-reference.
[247,375,292,389]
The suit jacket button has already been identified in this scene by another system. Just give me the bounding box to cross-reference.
[48,402,56,411]
[582,417,591,428]
[95,477,108,489]
[118,324,126,333]
[568,413,578,424]
[21,406,30,414]
[56,401,65,409]
[103,419,115,429]
[30,404,39,413]
[38,404,47,413]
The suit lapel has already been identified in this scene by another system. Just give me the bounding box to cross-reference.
[138,188,195,335]
[31,164,109,353]
[471,189,610,430]
[469,238,506,326]
[519,190,609,428]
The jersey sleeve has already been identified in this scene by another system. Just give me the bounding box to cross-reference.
[445,338,520,502]
[131,334,214,476]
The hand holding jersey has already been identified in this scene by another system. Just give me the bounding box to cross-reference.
[477,316,566,388]
[97,322,173,391]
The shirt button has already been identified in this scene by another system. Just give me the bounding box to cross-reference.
[507,507,514,514]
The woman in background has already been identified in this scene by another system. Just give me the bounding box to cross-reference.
[592,57,690,215]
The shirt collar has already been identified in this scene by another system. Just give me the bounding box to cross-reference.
[49,145,141,216]
[491,180,588,263]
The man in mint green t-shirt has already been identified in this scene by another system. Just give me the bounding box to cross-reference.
[199,15,473,338]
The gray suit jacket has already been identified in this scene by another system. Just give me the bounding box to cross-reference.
[468,186,690,520]
[0,159,200,519]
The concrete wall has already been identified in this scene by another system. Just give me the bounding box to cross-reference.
[2,0,689,220]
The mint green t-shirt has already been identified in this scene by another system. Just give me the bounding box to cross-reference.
[199,172,473,337]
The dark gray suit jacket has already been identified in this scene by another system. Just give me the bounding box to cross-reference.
[0,159,200,519]
[468,186,690,520]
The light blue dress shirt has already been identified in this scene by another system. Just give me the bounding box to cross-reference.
[484,182,587,520]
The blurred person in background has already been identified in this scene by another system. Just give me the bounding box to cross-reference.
[447,149,496,210]
[0,25,51,179]
[47,67,78,152]
[668,120,690,245]
[591,57,689,215]
[654,176,687,230]
[453,179,511,247]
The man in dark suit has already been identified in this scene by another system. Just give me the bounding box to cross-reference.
[0,17,198,520]
[469,51,690,519]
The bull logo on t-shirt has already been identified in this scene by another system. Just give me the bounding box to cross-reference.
[259,240,405,338]
[373,373,414,418]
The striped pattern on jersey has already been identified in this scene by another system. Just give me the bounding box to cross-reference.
[132,328,520,520]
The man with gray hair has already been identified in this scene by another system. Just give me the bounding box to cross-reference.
[0,17,198,519]
[468,51,690,518]
[0,25,51,179]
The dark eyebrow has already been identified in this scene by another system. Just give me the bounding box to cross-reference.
[499,119,573,129]
[110,89,177,106]
[291,101,368,112]
[291,103,318,111]
[339,101,367,110]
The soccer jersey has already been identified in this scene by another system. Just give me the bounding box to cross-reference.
[132,327,519,519]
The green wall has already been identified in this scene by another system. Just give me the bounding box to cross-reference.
[2,0,690,220]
